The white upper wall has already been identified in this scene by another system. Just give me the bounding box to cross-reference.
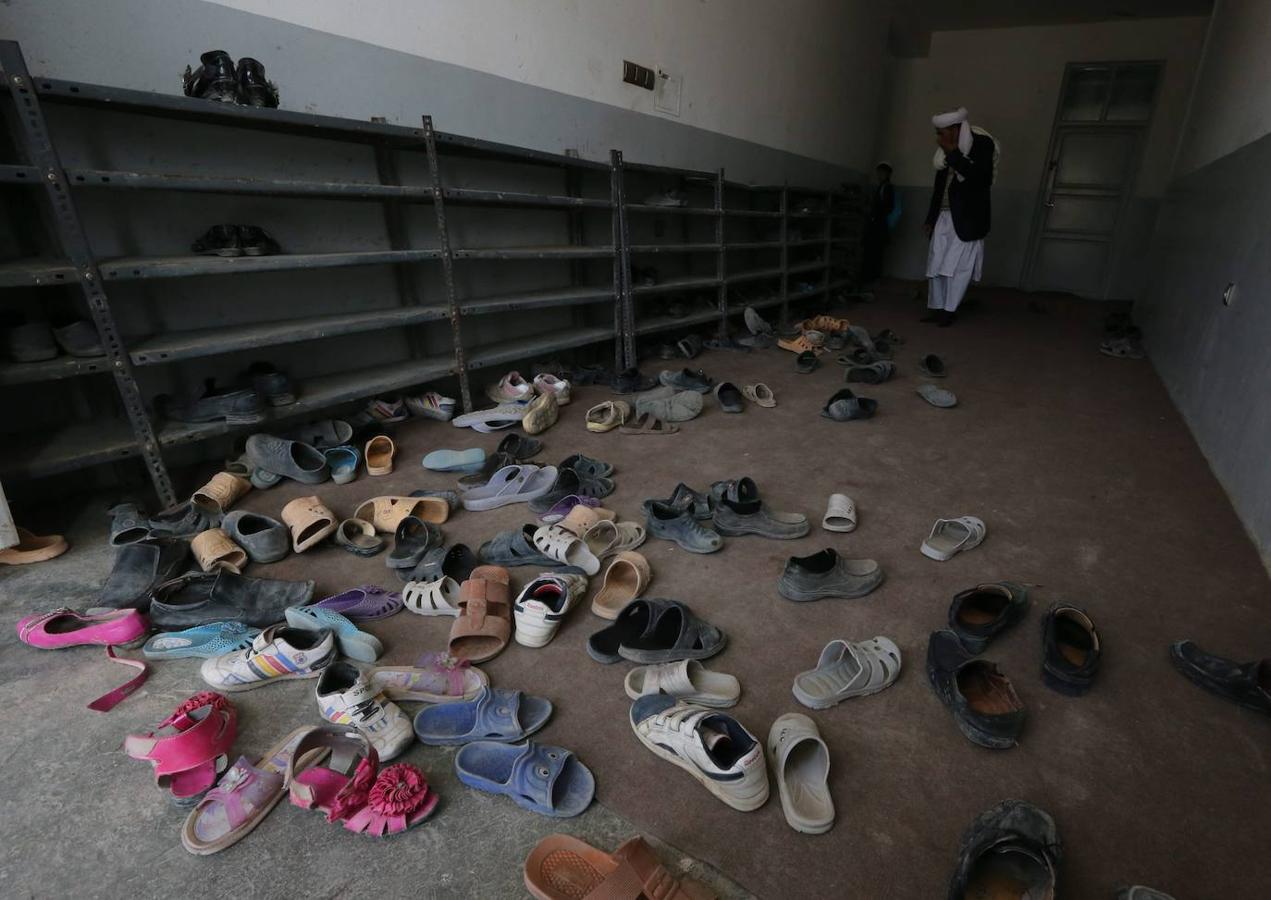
[203,0,889,170]
[877,16,1208,194]
[1173,0,1271,174]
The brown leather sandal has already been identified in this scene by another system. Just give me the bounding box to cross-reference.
[524,834,714,900]
[448,565,512,663]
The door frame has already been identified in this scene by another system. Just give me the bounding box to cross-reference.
[1021,60,1164,299]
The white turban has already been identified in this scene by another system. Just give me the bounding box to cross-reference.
[931,107,999,184]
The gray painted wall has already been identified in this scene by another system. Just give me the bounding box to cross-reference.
[1137,132,1271,566]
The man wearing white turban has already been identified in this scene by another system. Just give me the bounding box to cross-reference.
[923,107,999,326]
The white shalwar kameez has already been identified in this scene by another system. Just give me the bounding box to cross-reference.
[926,210,982,312]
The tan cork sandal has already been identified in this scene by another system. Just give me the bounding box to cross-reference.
[354,496,449,532]
[364,435,396,476]
[191,472,252,513]
[281,496,338,552]
[590,550,651,619]
[191,527,248,574]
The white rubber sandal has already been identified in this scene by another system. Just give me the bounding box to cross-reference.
[581,520,646,559]
[459,465,558,512]
[792,637,902,709]
[624,659,739,708]
[742,383,776,408]
[822,493,857,532]
[402,577,461,617]
[767,713,834,834]
[921,515,987,561]
[532,523,600,575]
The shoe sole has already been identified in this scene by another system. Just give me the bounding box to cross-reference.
[777,573,885,602]
[630,717,769,812]
[209,669,324,692]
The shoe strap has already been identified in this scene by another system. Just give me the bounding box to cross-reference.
[87,645,149,712]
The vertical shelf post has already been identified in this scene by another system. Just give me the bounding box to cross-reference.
[610,149,634,369]
[422,115,471,412]
[779,185,790,326]
[369,118,429,360]
[713,168,726,336]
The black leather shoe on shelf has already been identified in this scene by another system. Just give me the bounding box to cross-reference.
[235,57,279,108]
[1040,604,1102,696]
[183,50,238,103]
[947,800,1061,900]
[1170,640,1271,716]
[947,581,1030,654]
[157,379,265,425]
[192,224,242,257]
[238,225,280,256]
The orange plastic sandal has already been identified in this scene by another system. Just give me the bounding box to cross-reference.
[0,527,69,565]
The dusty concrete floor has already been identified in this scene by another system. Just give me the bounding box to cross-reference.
[3,283,1270,899]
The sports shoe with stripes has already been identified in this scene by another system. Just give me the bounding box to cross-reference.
[200,624,334,692]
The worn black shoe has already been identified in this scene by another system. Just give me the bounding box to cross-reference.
[920,310,942,323]
[246,361,295,406]
[947,800,1061,900]
[1170,640,1271,716]
[235,57,279,108]
[156,379,264,425]
[927,629,1024,750]
[192,224,242,257]
[938,310,957,327]
[948,582,1030,654]
[183,50,238,103]
[1040,605,1102,696]
[238,225,280,256]
[610,367,657,395]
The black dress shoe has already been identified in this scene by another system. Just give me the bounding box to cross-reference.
[1041,605,1102,696]
[1170,640,1271,716]
[948,581,1030,653]
[938,310,957,327]
[238,225,280,256]
[192,224,242,257]
[235,57,279,108]
[947,799,1061,900]
[927,630,1025,749]
[183,50,238,103]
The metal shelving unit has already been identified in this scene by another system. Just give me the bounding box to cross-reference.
[0,40,622,505]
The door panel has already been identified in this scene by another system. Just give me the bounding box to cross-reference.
[1046,196,1121,233]
[1054,132,1135,188]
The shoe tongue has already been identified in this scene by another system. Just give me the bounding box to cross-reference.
[699,722,732,752]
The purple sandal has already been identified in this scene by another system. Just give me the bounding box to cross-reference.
[369,651,489,703]
[538,494,601,525]
[312,585,403,621]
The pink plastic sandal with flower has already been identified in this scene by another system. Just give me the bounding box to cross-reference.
[368,651,489,703]
[124,691,237,803]
[287,725,438,836]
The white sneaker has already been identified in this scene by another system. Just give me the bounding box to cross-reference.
[486,371,533,404]
[531,373,572,406]
[200,625,335,691]
[405,391,456,421]
[629,696,769,811]
[315,661,414,760]
[512,573,588,647]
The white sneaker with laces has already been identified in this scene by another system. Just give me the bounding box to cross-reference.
[199,625,335,691]
[486,371,533,404]
[405,391,456,421]
[531,374,572,407]
[315,661,414,760]
[512,573,588,647]
[629,695,769,810]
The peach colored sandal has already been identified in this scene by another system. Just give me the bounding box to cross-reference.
[191,528,248,574]
[448,566,512,663]
[524,834,714,900]
[0,527,68,565]
[191,472,252,513]
[365,435,395,476]
[591,551,651,619]
[354,496,449,532]
[281,496,338,552]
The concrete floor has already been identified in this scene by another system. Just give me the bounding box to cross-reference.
[3,283,1270,899]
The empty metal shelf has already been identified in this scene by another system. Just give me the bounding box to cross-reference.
[465,326,615,371]
[460,285,615,316]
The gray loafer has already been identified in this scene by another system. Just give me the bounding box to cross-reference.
[712,477,809,540]
[108,502,151,546]
[778,548,883,601]
[644,500,723,554]
[157,382,265,425]
[98,538,192,610]
[147,570,315,631]
[222,510,289,563]
[245,433,330,484]
[148,500,222,540]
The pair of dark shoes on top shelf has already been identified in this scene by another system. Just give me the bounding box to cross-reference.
[192,224,281,257]
[928,584,1103,750]
[183,50,278,107]
[155,363,295,425]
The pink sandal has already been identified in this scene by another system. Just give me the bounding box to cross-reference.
[124,692,238,804]
[17,607,148,648]
[287,725,438,836]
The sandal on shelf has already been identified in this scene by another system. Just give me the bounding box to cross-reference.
[792,637,902,709]
[619,411,678,435]
[335,518,384,557]
[741,383,776,408]
[313,585,403,621]
[532,524,601,575]
[365,435,396,476]
[124,691,238,806]
[287,726,438,836]
[280,496,338,553]
[624,659,739,708]
[369,651,488,704]
[921,516,986,561]
[591,551,651,619]
[181,725,320,855]
[524,834,715,900]
[448,566,513,663]
[586,400,631,433]
[413,685,552,746]
[191,528,248,574]
[402,577,462,617]
[454,740,594,818]
[354,496,450,531]
[822,493,857,533]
